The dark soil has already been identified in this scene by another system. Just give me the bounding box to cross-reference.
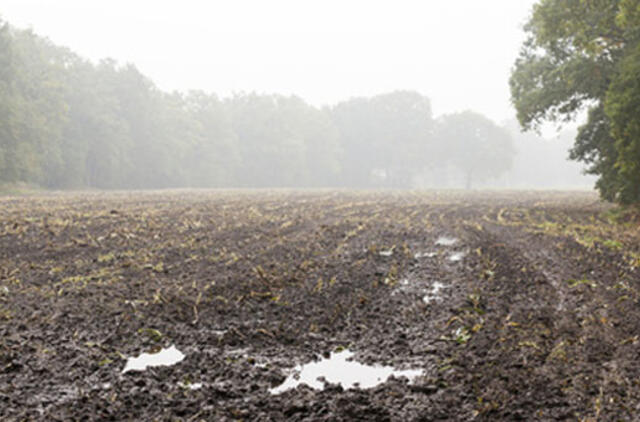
[1,190,640,421]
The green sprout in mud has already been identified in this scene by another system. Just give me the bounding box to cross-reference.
[98,357,113,367]
[567,278,597,289]
[438,357,456,372]
[313,278,324,293]
[455,327,472,344]
[384,264,399,286]
[518,341,539,350]
[546,224,624,253]
[602,239,623,250]
[438,326,470,345]
[138,328,163,342]
[5,190,640,419]
[547,341,567,362]
[0,307,12,320]
[149,262,164,273]
[97,252,116,263]
[466,294,484,313]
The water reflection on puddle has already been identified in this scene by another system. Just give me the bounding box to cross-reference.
[448,251,466,262]
[270,350,422,394]
[435,236,458,247]
[178,381,203,390]
[414,251,437,259]
[423,282,447,303]
[122,345,185,373]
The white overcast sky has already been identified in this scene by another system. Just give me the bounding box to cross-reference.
[1,0,537,122]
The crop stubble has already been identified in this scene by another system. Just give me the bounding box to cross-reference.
[1,190,639,420]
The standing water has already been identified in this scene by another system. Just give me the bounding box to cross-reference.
[423,282,448,303]
[435,236,458,247]
[122,345,185,373]
[270,350,422,394]
[448,251,466,262]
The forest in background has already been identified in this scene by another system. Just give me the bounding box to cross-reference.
[510,0,640,203]
[0,19,592,190]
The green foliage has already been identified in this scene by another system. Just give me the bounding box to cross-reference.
[0,19,513,190]
[605,42,640,204]
[511,0,640,203]
[567,278,597,289]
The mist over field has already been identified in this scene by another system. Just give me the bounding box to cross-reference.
[6,2,640,420]
[0,1,594,192]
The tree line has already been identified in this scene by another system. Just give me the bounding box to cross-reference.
[511,0,640,205]
[0,19,517,190]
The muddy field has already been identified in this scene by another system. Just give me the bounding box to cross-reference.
[2,190,640,421]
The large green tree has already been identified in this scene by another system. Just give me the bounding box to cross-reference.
[511,0,640,203]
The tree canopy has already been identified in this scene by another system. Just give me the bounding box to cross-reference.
[0,18,518,190]
[510,0,640,204]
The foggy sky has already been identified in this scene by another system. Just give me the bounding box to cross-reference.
[1,0,536,123]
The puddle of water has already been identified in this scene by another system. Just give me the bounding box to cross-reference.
[226,347,249,357]
[448,252,466,262]
[423,282,447,304]
[122,345,185,373]
[178,382,203,390]
[414,251,437,259]
[270,350,422,394]
[435,236,457,247]
[431,281,447,293]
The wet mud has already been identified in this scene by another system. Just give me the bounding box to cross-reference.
[1,190,639,420]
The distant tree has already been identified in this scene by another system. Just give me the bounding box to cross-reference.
[329,97,375,187]
[279,98,342,187]
[226,93,340,187]
[184,91,239,187]
[0,19,16,183]
[0,25,69,185]
[64,59,133,188]
[226,93,296,187]
[437,111,515,189]
[331,91,435,188]
[510,0,640,203]
[107,64,171,188]
[0,16,529,192]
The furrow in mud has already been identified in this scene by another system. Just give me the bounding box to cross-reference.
[2,190,640,420]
